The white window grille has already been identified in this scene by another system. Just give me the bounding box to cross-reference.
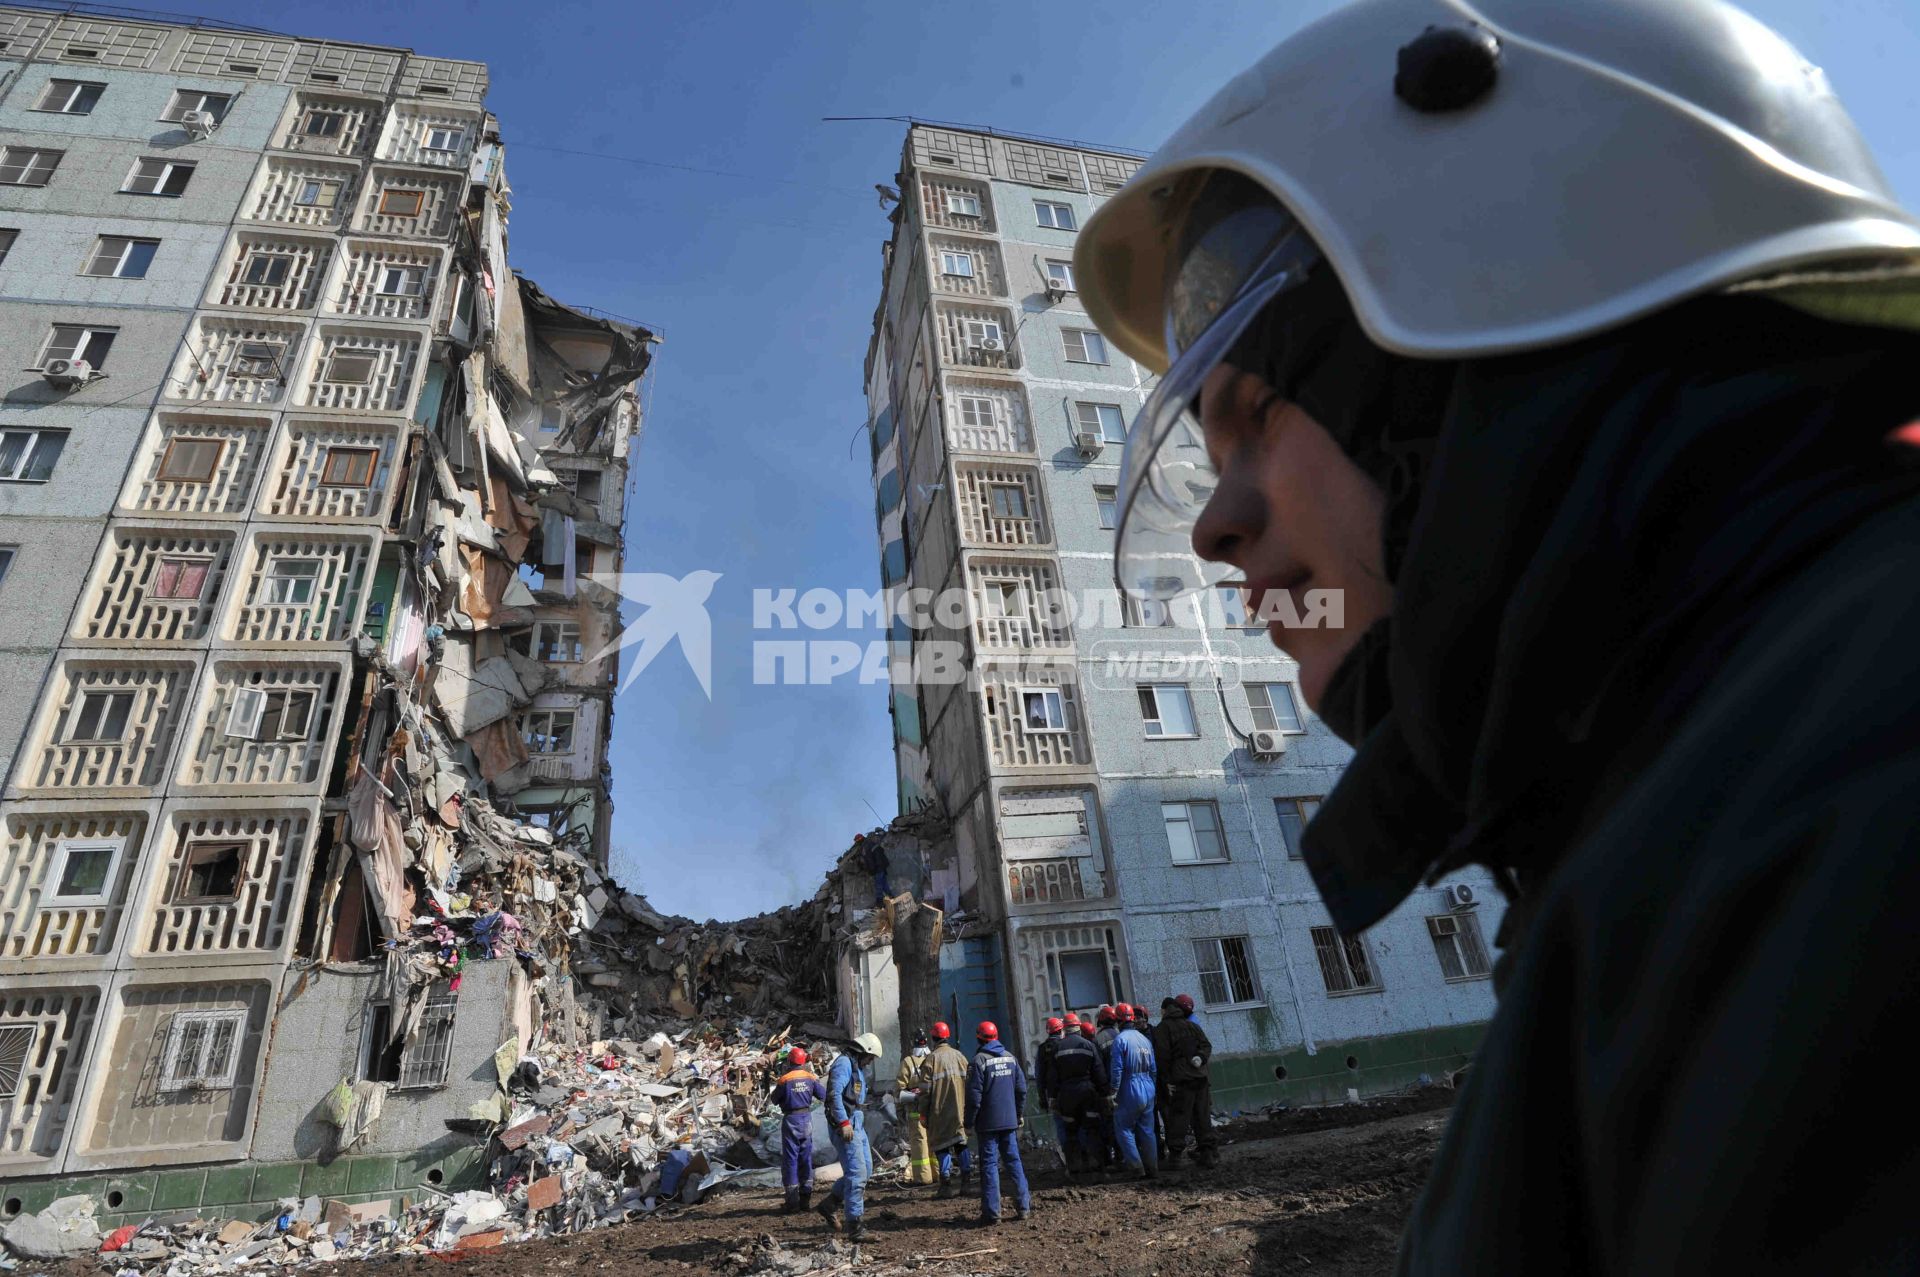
[1275,796,1324,859]
[35,79,103,113]
[1138,684,1198,737]
[1195,936,1263,1006]
[1,147,63,187]
[45,837,124,905]
[1311,926,1381,994]
[191,665,337,787]
[84,235,159,278]
[1035,200,1076,230]
[32,665,187,790]
[1163,800,1227,864]
[982,672,1087,769]
[123,156,194,196]
[1017,687,1067,733]
[1248,682,1303,733]
[1063,328,1109,364]
[1428,913,1493,980]
[41,324,116,368]
[1,428,68,483]
[159,1009,244,1090]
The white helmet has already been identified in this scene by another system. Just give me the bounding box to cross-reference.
[1077,0,1920,598]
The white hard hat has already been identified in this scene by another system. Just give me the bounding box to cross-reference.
[1076,0,1920,600]
[852,1032,883,1059]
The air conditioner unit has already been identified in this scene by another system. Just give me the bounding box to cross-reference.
[1073,428,1104,458]
[43,358,93,389]
[1445,882,1477,910]
[977,336,1005,353]
[180,109,219,139]
[1046,279,1075,299]
[1249,729,1288,759]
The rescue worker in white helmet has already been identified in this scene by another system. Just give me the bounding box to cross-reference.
[1076,0,1920,1271]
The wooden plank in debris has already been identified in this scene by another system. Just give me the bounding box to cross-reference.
[526,1175,564,1211]
[500,1112,554,1150]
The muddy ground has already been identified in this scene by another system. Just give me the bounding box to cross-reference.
[308,1091,1454,1277]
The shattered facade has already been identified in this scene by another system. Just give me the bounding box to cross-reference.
[0,5,650,1214]
[862,124,1507,1108]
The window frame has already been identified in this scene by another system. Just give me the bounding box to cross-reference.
[229,341,286,380]
[375,264,426,296]
[301,108,348,138]
[523,707,577,756]
[83,235,159,279]
[1247,682,1305,733]
[122,157,195,197]
[45,836,125,906]
[318,445,378,487]
[263,558,321,605]
[938,249,977,279]
[293,178,342,209]
[1138,683,1199,739]
[361,983,457,1090]
[0,1023,33,1101]
[1045,259,1076,291]
[160,88,232,123]
[1034,200,1077,230]
[40,324,116,369]
[377,188,426,218]
[1095,486,1118,531]
[962,318,1004,349]
[33,79,105,114]
[945,192,982,219]
[0,146,65,187]
[157,436,224,482]
[1195,935,1264,1007]
[1162,799,1228,865]
[0,227,17,267]
[68,689,134,743]
[173,839,247,904]
[421,125,465,154]
[151,556,214,602]
[986,482,1030,521]
[240,252,294,288]
[1427,912,1493,982]
[957,395,997,430]
[1062,328,1109,365]
[1,427,70,483]
[533,620,583,663]
[1275,796,1324,859]
[323,351,377,384]
[1075,401,1126,443]
[159,1008,245,1092]
[1310,925,1383,996]
[1017,686,1068,734]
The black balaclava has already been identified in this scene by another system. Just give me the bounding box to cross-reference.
[1231,256,1920,934]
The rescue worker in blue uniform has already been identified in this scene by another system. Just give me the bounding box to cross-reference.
[815,1032,883,1243]
[766,1046,828,1213]
[962,1021,1031,1225]
[1050,1013,1108,1172]
[1107,1005,1159,1179]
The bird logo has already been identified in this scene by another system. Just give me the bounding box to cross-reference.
[586,570,722,698]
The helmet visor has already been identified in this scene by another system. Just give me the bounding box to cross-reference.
[1114,191,1322,601]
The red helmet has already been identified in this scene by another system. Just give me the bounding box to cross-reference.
[1096,1005,1116,1025]
[1045,1017,1064,1034]
[1133,1004,1152,1023]
[976,1021,999,1041]
[1174,993,1196,1015]
[1079,1021,1096,1038]
[788,1047,808,1067]
[1063,1013,1082,1029]
[931,1021,951,1040]
[1115,1004,1134,1024]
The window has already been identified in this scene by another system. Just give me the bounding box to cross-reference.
[963,319,1004,348]
[378,188,425,217]
[47,837,124,904]
[376,265,426,296]
[1138,683,1198,737]
[123,157,195,195]
[68,690,134,742]
[229,341,285,379]
[1163,800,1227,864]
[1311,926,1381,994]
[319,445,377,487]
[158,437,223,481]
[1195,936,1262,1006]
[945,193,981,218]
[34,79,104,114]
[0,228,16,266]
[161,89,232,122]
[1,428,69,482]
[533,621,583,663]
[1035,200,1076,230]
[1075,402,1126,443]
[958,396,996,429]
[294,178,342,208]
[987,483,1029,520]
[41,325,116,368]
[84,236,159,279]
[1248,683,1304,733]
[1063,329,1109,364]
[152,557,212,601]
[324,351,377,383]
[565,468,601,507]
[0,545,13,588]
[1045,260,1076,291]
[1,147,64,186]
[1057,950,1113,1010]
[241,254,293,287]
[174,841,245,902]
[1128,594,1174,627]
[264,559,320,604]
[981,580,1023,619]
[224,687,314,741]
[0,1024,33,1101]
[1428,912,1493,981]
[301,109,347,137]
[523,708,576,755]
[64,46,100,60]
[939,250,976,278]
[422,125,464,153]
[1095,486,1118,531]
[1018,687,1067,733]
[159,1009,244,1091]
[1275,796,1323,859]
[362,984,456,1089]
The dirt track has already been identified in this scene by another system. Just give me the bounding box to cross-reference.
[315,1092,1452,1277]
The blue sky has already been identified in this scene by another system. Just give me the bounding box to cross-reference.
[172,0,1920,919]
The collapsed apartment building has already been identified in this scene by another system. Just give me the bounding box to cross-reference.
[0,4,651,1223]
[860,122,1510,1107]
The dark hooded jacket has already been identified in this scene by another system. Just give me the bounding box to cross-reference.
[1253,264,1920,1274]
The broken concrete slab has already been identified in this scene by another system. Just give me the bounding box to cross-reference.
[1,1195,101,1259]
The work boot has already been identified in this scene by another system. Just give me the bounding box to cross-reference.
[780,1191,796,1216]
[798,1189,813,1213]
[847,1217,868,1244]
[1016,1206,1032,1222]
[814,1196,841,1231]
[977,1213,1000,1228]
[935,1179,955,1200]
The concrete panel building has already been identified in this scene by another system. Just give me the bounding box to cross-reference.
[1,5,645,1219]
[864,123,1503,1108]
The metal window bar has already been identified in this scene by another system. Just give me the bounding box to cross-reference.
[396,986,457,1089]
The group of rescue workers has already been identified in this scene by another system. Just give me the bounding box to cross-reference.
[764,995,1217,1238]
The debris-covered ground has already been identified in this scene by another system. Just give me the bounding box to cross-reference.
[301,1094,1449,1277]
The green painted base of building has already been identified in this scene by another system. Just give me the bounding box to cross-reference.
[0,1141,487,1232]
[1211,1022,1486,1114]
